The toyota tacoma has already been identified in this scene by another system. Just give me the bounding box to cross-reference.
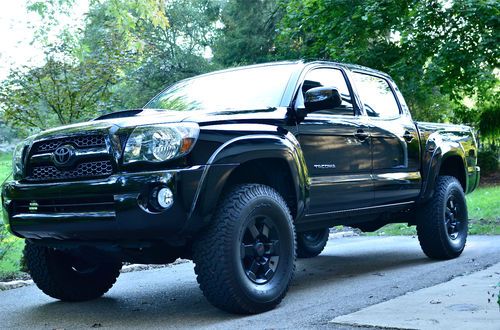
[1,61,480,313]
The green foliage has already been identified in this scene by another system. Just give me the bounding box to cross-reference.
[277,0,500,124]
[478,149,499,176]
[0,0,176,131]
[0,44,127,130]
[0,153,12,185]
[104,0,221,109]
[0,224,25,281]
[212,0,283,66]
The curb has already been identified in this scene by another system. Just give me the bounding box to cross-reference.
[0,279,34,291]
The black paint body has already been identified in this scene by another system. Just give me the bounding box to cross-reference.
[1,61,480,261]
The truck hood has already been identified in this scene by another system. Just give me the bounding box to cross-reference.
[33,107,289,140]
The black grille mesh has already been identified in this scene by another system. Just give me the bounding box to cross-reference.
[36,135,105,153]
[28,161,113,182]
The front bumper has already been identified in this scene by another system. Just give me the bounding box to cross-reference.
[1,167,205,241]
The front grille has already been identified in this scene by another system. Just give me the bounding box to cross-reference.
[28,160,113,182]
[25,134,115,183]
[13,196,115,214]
[36,135,106,154]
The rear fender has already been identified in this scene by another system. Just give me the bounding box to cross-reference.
[420,132,468,201]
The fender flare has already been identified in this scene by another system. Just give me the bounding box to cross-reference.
[185,133,309,228]
[420,134,468,201]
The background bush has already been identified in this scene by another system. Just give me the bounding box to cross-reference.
[478,149,499,176]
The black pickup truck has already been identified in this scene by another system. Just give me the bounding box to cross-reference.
[1,61,480,314]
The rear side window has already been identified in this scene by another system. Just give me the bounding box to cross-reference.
[352,72,400,118]
[301,68,354,116]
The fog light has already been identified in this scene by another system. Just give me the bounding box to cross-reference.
[156,187,174,209]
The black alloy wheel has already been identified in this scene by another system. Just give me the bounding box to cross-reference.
[445,194,464,240]
[240,215,281,284]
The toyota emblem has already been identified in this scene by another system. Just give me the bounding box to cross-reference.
[52,145,76,167]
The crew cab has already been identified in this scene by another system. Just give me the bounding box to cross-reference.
[1,61,480,313]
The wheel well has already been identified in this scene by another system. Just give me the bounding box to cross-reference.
[439,156,466,191]
[223,158,298,219]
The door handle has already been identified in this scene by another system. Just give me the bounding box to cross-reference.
[403,131,414,143]
[354,129,369,141]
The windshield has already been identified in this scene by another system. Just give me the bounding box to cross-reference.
[144,64,296,111]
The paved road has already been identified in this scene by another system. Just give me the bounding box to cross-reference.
[0,236,499,329]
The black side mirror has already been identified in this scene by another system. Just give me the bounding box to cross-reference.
[304,86,342,113]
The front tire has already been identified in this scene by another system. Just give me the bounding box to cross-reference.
[193,184,296,314]
[297,228,329,258]
[24,242,122,301]
[416,176,468,260]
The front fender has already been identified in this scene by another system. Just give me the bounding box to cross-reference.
[185,133,309,231]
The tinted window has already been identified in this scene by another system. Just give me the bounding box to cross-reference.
[301,68,354,116]
[145,64,296,111]
[353,73,400,118]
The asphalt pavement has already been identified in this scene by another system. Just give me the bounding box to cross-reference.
[0,235,499,329]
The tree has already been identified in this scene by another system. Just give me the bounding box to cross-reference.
[0,0,171,131]
[277,0,499,123]
[212,0,283,66]
[96,0,222,109]
[0,44,123,130]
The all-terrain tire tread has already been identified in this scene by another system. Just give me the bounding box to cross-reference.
[416,176,467,260]
[192,184,296,314]
[24,242,122,301]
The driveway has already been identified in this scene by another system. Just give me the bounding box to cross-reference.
[0,236,499,329]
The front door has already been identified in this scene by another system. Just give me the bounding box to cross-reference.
[297,67,373,216]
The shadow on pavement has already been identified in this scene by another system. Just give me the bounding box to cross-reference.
[18,248,436,327]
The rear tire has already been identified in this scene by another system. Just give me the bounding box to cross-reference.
[416,176,468,260]
[297,228,329,258]
[193,184,296,314]
[24,242,122,301]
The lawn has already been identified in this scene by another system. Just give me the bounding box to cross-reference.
[0,152,24,281]
[0,152,11,185]
[1,152,25,281]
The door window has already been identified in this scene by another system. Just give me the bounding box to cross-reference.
[300,68,354,116]
[352,72,400,118]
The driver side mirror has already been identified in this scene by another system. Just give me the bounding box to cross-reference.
[304,86,342,113]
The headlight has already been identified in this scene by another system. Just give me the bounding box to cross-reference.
[12,138,32,180]
[123,123,200,164]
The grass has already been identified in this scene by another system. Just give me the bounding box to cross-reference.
[0,152,23,281]
[0,152,11,185]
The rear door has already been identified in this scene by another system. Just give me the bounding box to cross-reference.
[351,71,421,205]
[296,67,373,216]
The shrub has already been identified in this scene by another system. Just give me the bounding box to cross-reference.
[478,149,498,176]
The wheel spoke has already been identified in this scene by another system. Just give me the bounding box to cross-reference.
[261,223,270,238]
[262,261,274,280]
[248,221,260,239]
[249,259,260,273]
[241,244,254,258]
[264,240,280,256]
